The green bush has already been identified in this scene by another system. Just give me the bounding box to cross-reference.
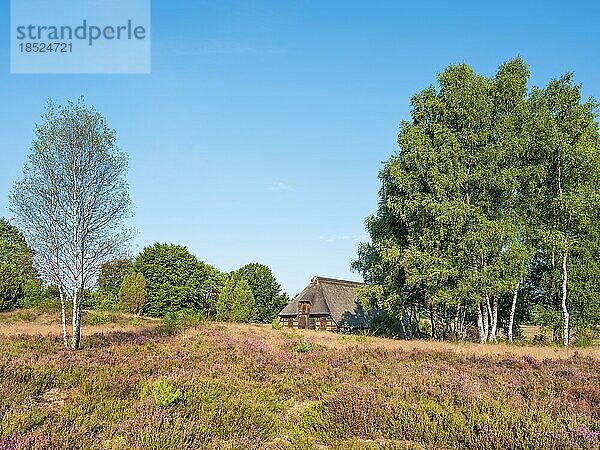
[19,280,44,308]
[157,309,205,335]
[271,318,283,330]
[83,310,120,326]
[0,264,24,310]
[141,378,182,407]
[294,340,313,353]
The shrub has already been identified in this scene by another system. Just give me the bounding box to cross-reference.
[271,318,283,330]
[294,340,313,353]
[142,378,182,407]
[19,280,44,308]
[156,309,205,335]
[83,310,120,326]
[0,264,24,310]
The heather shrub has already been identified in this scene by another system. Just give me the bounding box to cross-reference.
[1,319,600,449]
[290,402,332,443]
[324,383,391,438]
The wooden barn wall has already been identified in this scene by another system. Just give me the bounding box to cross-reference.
[279,316,337,332]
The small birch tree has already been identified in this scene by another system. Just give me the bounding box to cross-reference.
[11,99,131,349]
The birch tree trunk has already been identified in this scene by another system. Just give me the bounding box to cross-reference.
[561,251,569,347]
[483,300,490,342]
[488,294,498,342]
[476,302,486,343]
[508,281,520,342]
[59,288,68,348]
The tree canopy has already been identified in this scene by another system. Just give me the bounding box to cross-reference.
[133,243,223,317]
[0,218,37,310]
[354,58,600,345]
[232,263,288,323]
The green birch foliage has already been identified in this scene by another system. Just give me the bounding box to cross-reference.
[527,75,600,338]
[356,59,531,319]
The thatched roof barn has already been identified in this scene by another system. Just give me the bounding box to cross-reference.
[278,276,374,331]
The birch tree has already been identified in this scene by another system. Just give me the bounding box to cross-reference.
[10,99,131,349]
[529,76,600,346]
[355,58,531,343]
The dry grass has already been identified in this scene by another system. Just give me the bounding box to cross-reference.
[214,322,600,361]
[0,308,159,337]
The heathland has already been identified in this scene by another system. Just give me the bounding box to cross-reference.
[1,309,599,450]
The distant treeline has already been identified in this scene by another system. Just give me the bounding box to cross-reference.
[0,227,288,324]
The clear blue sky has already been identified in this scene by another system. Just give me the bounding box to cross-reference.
[1,0,600,296]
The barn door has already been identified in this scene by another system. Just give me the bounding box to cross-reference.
[298,315,307,329]
[297,301,311,329]
[320,318,327,331]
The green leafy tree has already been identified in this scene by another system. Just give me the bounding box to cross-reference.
[0,218,38,310]
[354,58,600,345]
[355,59,533,343]
[97,259,133,307]
[216,273,256,323]
[233,263,288,323]
[133,243,223,316]
[526,75,600,346]
[0,265,23,310]
[119,272,147,314]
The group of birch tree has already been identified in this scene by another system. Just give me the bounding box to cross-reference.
[354,58,600,346]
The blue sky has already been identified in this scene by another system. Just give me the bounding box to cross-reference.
[1,0,600,296]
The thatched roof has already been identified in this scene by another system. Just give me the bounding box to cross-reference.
[279,276,374,329]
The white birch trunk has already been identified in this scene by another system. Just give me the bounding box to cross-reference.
[483,299,490,342]
[561,251,569,347]
[508,281,520,342]
[490,297,498,342]
[59,288,68,348]
[71,288,78,350]
[476,302,486,343]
